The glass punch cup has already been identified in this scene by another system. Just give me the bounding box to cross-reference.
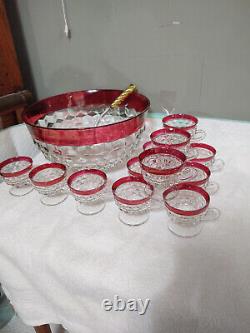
[29,163,68,205]
[112,176,154,226]
[0,156,33,196]
[163,183,210,238]
[67,169,107,215]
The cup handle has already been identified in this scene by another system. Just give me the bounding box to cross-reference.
[151,195,164,210]
[210,158,225,173]
[191,129,206,142]
[205,181,219,195]
[186,147,198,160]
[201,207,221,222]
[62,183,70,193]
[177,165,198,182]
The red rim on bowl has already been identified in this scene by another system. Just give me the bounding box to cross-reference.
[162,114,198,131]
[127,157,142,178]
[22,90,150,146]
[29,163,66,187]
[163,183,210,216]
[139,147,186,175]
[189,143,216,163]
[150,128,191,148]
[67,169,107,196]
[0,156,33,178]
[112,176,154,206]
[179,161,211,186]
[143,141,155,150]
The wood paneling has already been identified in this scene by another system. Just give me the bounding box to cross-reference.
[34,325,52,333]
[0,0,23,96]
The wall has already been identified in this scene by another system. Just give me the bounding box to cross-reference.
[7,0,250,120]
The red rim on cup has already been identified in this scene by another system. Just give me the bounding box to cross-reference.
[112,176,154,206]
[150,128,191,148]
[67,169,107,196]
[0,156,33,178]
[162,114,198,131]
[178,161,211,186]
[127,157,142,178]
[143,141,155,150]
[29,163,66,187]
[163,183,210,216]
[189,143,216,163]
[139,147,186,175]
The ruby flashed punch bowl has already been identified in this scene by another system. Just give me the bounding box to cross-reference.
[22,90,150,171]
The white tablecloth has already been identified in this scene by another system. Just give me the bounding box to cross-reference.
[0,116,250,333]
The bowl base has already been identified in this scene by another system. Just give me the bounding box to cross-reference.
[119,211,149,226]
[77,200,105,215]
[168,220,203,238]
[40,193,68,206]
[9,185,33,197]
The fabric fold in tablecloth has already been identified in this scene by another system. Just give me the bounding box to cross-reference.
[1,117,250,333]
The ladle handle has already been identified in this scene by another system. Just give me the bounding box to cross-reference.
[110,84,137,109]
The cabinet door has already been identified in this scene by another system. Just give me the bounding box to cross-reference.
[0,0,23,96]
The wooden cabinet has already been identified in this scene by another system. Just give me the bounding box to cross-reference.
[0,0,29,129]
[0,0,23,96]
